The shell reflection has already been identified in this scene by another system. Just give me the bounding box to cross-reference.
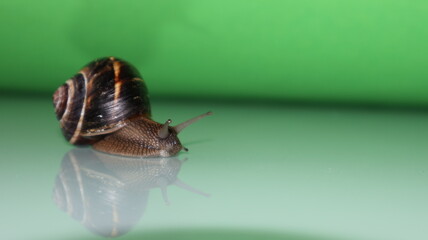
[52,148,207,237]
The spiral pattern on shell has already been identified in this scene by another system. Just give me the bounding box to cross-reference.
[53,57,151,145]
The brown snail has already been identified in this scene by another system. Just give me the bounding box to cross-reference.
[53,57,211,157]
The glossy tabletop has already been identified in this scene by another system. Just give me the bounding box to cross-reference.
[1,96,427,240]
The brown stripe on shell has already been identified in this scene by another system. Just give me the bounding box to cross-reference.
[113,60,122,102]
[69,71,89,144]
[113,59,121,82]
[60,79,75,123]
[53,83,69,120]
[58,79,77,141]
[132,77,143,82]
[114,81,123,102]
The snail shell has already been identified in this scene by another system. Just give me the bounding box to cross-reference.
[53,57,211,157]
[53,57,150,145]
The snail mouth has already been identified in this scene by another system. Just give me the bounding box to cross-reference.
[158,146,182,157]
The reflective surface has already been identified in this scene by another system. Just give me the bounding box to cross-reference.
[53,149,208,237]
[1,96,428,240]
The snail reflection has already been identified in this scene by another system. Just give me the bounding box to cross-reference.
[53,148,208,237]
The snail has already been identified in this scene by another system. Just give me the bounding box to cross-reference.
[53,57,211,157]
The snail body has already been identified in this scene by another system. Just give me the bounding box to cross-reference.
[53,57,211,157]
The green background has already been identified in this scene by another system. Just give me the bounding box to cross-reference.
[1,1,428,240]
[1,0,428,106]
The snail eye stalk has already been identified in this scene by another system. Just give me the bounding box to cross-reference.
[173,112,213,134]
[158,119,172,139]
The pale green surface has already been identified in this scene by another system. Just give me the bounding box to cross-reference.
[1,97,428,240]
[1,0,428,105]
